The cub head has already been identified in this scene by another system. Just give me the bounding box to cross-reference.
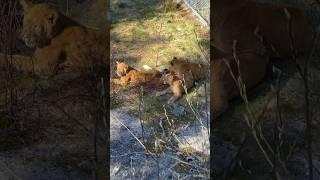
[160,68,175,85]
[20,0,60,48]
[115,61,130,77]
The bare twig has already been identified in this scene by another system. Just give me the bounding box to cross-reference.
[100,77,108,146]
[0,0,20,114]
[0,160,22,180]
[273,68,283,180]
[225,40,274,168]
[223,133,247,178]
[138,86,145,143]
[193,29,209,63]
[165,154,209,173]
[204,82,210,136]
[286,8,320,180]
[48,99,107,144]
[93,113,98,180]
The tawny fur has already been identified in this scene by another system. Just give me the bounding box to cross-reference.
[168,57,207,81]
[155,71,194,104]
[112,62,161,87]
[0,0,108,77]
[211,0,313,116]
[212,53,269,117]
[156,57,207,104]
[212,0,313,58]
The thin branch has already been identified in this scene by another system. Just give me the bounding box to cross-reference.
[138,86,145,143]
[286,8,320,180]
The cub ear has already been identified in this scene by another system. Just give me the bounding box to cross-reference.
[20,0,33,10]
[116,61,119,64]
[47,11,59,26]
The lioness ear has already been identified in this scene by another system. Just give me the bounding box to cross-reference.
[20,0,33,10]
[47,11,59,26]
[162,68,169,74]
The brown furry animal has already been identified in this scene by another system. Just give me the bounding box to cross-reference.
[155,57,208,104]
[155,69,194,104]
[211,0,313,116]
[168,57,208,81]
[0,0,108,77]
[212,0,313,58]
[112,61,161,87]
[211,52,269,117]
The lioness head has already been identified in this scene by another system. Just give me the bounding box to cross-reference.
[115,61,130,77]
[170,56,202,68]
[169,56,207,81]
[20,0,60,48]
[170,56,182,65]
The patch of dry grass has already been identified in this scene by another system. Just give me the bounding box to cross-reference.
[111,0,209,69]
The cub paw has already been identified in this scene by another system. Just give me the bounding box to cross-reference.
[155,92,162,97]
[112,78,123,85]
[167,98,176,105]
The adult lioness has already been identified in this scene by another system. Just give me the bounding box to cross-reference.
[0,0,108,77]
[212,0,312,58]
[212,52,269,117]
[112,61,162,86]
[211,0,313,116]
[156,57,207,104]
[168,57,208,81]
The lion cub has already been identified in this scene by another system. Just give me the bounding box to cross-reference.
[156,57,207,104]
[112,61,161,86]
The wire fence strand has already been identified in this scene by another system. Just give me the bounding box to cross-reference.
[182,0,210,26]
